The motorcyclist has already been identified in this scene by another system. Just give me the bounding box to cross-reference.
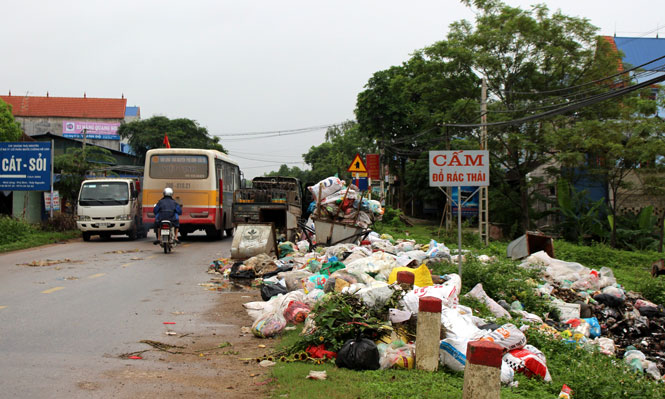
[153,187,182,244]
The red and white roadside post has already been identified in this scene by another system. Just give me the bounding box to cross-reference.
[415,297,442,372]
[462,340,503,399]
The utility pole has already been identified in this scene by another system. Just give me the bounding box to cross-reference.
[479,78,489,246]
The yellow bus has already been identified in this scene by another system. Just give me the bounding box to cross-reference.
[141,148,241,239]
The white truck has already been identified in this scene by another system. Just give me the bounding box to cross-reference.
[76,177,145,241]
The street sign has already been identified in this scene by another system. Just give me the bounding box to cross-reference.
[0,142,52,191]
[354,176,369,191]
[428,150,489,187]
[366,153,380,179]
[44,191,61,211]
[347,153,367,173]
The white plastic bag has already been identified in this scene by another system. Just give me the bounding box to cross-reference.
[466,283,512,319]
[439,337,468,371]
[472,323,526,351]
[441,307,481,339]
[309,177,345,201]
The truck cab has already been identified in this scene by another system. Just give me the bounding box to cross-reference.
[76,178,145,241]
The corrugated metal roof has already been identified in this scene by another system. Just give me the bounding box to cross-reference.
[125,106,140,117]
[613,37,665,71]
[0,95,126,119]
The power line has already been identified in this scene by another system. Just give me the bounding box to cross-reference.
[213,124,338,137]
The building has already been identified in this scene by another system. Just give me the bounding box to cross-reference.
[0,93,128,152]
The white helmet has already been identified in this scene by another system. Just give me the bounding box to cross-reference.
[163,187,174,197]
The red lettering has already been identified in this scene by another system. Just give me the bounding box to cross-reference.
[465,154,483,166]
[433,154,446,166]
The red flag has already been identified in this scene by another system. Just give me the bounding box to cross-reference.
[163,134,171,148]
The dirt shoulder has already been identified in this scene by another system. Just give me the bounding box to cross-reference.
[100,290,277,399]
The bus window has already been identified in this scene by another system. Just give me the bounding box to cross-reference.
[150,154,208,179]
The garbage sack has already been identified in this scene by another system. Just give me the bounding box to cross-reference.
[355,283,394,308]
[242,253,278,277]
[388,264,433,287]
[309,176,345,202]
[426,240,451,260]
[280,269,314,292]
[283,300,311,324]
[466,283,512,319]
[473,323,526,351]
[260,283,288,301]
[441,307,481,339]
[403,274,462,313]
[336,336,381,370]
[502,344,552,382]
[319,261,346,276]
[439,337,468,371]
[378,341,414,369]
[252,311,287,338]
[593,293,625,308]
[306,274,328,291]
[229,261,256,279]
[591,337,615,355]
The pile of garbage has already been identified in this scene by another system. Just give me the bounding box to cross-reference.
[308,176,384,229]
[207,230,665,385]
[520,251,665,379]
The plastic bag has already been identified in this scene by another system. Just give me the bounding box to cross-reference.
[441,307,481,340]
[309,177,345,202]
[336,336,380,370]
[260,283,288,301]
[283,301,311,324]
[502,345,552,382]
[439,337,468,371]
[306,274,328,291]
[466,283,511,319]
[252,311,287,338]
[474,323,526,351]
[356,283,393,307]
[379,341,414,369]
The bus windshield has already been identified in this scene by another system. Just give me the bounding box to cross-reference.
[79,182,129,206]
[149,154,208,179]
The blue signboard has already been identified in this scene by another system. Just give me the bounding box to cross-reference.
[0,142,52,191]
[452,186,479,217]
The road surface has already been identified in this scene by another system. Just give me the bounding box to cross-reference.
[0,234,270,398]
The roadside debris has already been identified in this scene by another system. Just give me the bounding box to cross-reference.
[18,258,81,267]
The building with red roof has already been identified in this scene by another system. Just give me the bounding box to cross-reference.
[0,93,130,152]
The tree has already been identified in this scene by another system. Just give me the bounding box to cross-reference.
[355,43,479,211]
[118,116,226,161]
[302,121,375,183]
[446,0,603,232]
[0,99,21,141]
[54,147,117,207]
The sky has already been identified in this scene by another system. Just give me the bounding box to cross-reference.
[3,0,664,178]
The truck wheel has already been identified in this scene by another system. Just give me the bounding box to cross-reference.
[225,227,234,238]
[82,232,91,242]
[127,221,138,241]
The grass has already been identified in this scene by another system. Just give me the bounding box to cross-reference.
[0,215,80,253]
[267,216,665,398]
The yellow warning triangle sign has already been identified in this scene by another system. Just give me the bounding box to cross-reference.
[347,154,367,173]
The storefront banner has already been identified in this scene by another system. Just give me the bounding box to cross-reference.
[62,121,120,140]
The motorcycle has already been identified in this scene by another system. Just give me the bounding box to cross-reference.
[159,220,176,253]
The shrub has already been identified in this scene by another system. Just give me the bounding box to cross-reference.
[0,216,35,245]
[40,213,77,232]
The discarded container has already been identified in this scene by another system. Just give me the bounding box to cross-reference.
[506,231,554,260]
[314,220,365,246]
[231,223,278,260]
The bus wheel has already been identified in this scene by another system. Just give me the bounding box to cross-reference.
[206,227,222,240]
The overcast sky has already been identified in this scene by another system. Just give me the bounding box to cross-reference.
[3,0,663,178]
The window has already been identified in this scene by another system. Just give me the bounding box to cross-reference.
[150,155,208,179]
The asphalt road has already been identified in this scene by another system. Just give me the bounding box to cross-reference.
[0,232,233,398]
